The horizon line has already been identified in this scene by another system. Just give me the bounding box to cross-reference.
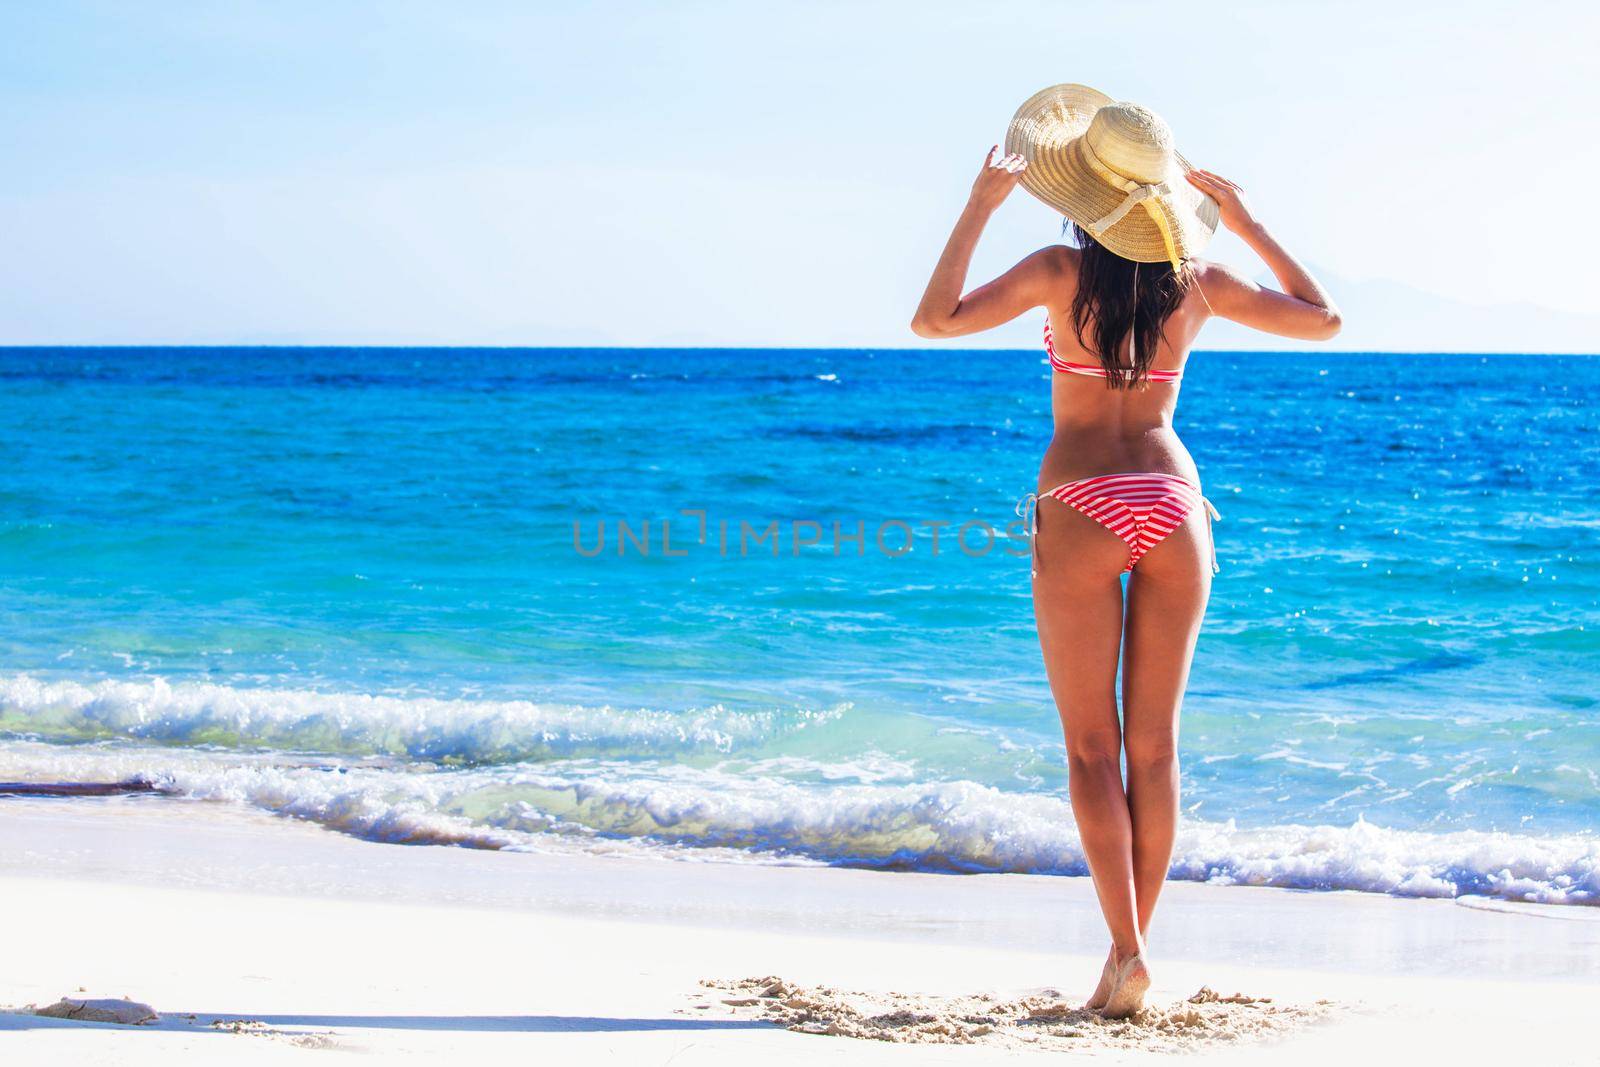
[0,344,1596,358]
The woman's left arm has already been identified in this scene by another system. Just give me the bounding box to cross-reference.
[911,148,1060,339]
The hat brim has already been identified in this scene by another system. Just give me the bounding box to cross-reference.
[1004,83,1219,265]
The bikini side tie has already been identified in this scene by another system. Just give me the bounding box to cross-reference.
[1202,496,1221,575]
[1015,491,1039,579]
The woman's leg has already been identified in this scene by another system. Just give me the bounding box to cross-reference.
[1032,499,1143,962]
[1120,513,1212,937]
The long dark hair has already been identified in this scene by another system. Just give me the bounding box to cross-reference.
[1066,222,1191,389]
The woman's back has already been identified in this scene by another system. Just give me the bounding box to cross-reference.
[1037,246,1217,486]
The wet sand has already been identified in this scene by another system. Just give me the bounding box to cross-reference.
[2,797,1596,1063]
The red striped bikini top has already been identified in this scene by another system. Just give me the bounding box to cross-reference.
[1044,320,1183,383]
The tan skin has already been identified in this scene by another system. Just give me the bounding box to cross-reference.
[912,147,1340,1006]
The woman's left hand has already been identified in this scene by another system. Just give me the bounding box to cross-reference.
[969,146,1027,212]
[1185,168,1259,234]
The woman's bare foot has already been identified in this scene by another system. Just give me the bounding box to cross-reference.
[1083,945,1116,1010]
[1100,952,1151,1019]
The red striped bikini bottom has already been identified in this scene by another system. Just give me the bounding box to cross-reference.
[1018,473,1220,577]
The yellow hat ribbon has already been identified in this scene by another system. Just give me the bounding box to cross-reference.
[1078,138,1184,271]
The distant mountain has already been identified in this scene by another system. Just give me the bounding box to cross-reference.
[1199,270,1600,355]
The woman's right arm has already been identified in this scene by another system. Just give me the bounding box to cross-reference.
[1186,169,1342,341]
[911,147,1060,339]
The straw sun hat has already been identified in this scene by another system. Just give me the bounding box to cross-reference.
[1004,83,1219,270]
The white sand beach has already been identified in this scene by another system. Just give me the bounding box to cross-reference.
[2,797,1597,1064]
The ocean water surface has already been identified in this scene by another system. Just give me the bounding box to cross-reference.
[1,344,1596,904]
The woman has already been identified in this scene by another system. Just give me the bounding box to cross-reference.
[911,85,1340,1018]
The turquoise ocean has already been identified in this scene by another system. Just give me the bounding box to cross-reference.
[1,343,1596,904]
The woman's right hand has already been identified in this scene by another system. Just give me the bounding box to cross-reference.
[969,146,1027,213]
[1185,168,1259,234]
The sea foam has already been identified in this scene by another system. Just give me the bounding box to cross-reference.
[3,739,1595,908]
[0,673,827,762]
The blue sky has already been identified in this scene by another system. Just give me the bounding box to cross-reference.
[3,1,1597,350]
